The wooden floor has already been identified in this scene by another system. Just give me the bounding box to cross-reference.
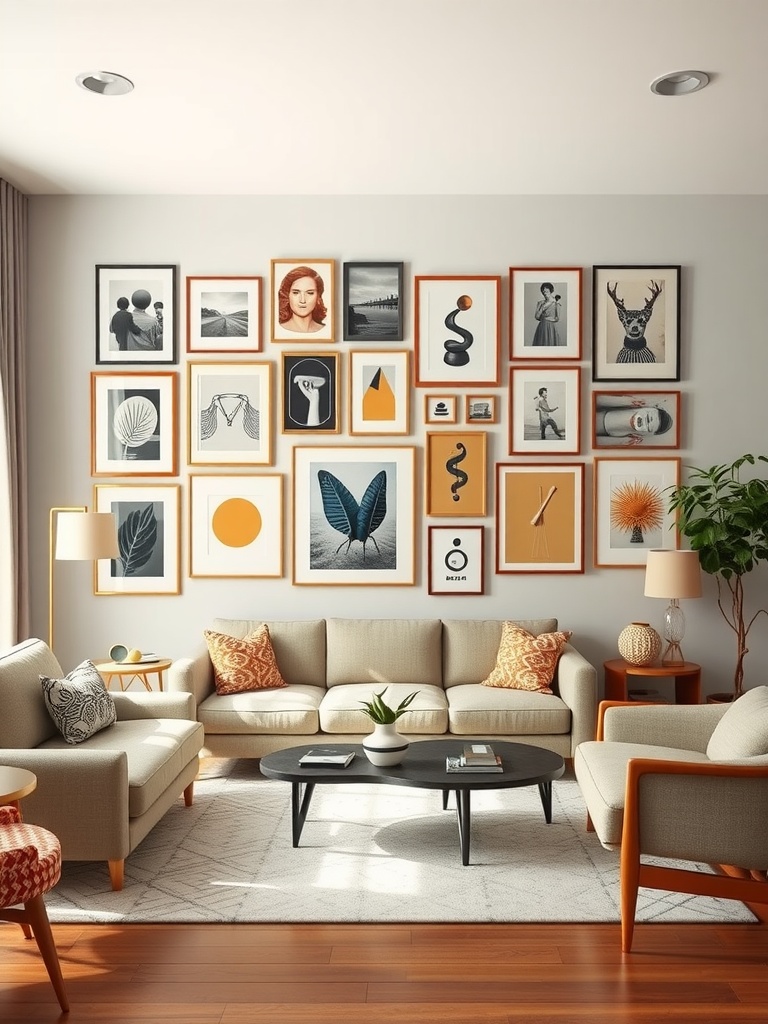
[2,920,768,1022]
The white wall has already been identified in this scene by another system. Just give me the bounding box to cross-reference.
[26,195,768,695]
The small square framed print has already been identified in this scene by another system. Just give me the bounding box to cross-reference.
[509,267,582,360]
[348,349,410,435]
[465,394,498,424]
[592,390,681,449]
[426,431,487,517]
[593,456,680,567]
[96,264,176,364]
[186,276,262,353]
[509,366,581,454]
[428,525,485,595]
[424,395,458,424]
[415,275,501,386]
[281,352,340,434]
[271,259,335,343]
[343,261,404,341]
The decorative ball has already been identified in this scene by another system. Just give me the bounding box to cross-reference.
[124,648,143,664]
[456,295,472,310]
[618,622,662,666]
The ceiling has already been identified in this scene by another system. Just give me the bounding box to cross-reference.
[1,0,766,196]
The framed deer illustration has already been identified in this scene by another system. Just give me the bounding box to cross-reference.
[592,265,681,382]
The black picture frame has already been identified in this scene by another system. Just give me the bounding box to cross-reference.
[281,352,340,434]
[343,261,404,341]
[95,264,177,365]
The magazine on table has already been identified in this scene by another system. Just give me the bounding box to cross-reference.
[461,743,498,766]
[298,749,355,768]
[446,755,503,773]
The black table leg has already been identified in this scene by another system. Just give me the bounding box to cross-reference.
[537,780,553,823]
[291,780,316,846]
[455,789,471,865]
[442,788,450,810]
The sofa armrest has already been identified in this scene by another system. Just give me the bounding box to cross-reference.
[603,702,727,752]
[555,644,598,755]
[167,645,214,710]
[111,691,196,721]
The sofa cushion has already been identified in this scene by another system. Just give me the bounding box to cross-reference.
[480,624,572,693]
[325,618,443,688]
[706,686,768,760]
[40,660,117,745]
[446,683,571,736]
[319,683,448,734]
[198,684,325,735]
[204,626,287,695]
[442,619,559,688]
[0,638,63,748]
[212,618,326,687]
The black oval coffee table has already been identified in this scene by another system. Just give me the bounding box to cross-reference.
[260,739,565,865]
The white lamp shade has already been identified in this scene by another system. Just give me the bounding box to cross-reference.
[55,512,119,560]
[644,549,703,599]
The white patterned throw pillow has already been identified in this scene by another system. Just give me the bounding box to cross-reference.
[40,659,117,745]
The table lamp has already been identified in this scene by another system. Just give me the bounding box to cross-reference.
[49,507,119,651]
[643,549,703,667]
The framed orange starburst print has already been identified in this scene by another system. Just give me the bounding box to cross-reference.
[594,457,680,567]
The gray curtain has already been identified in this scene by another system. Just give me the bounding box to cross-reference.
[0,177,29,648]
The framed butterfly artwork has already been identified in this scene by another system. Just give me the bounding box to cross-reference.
[292,445,416,585]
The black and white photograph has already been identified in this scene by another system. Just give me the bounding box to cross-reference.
[428,525,485,595]
[188,361,273,465]
[281,352,339,434]
[91,371,178,476]
[343,261,404,341]
[592,390,681,449]
[510,267,582,360]
[509,366,581,455]
[186,276,262,353]
[93,484,180,594]
[96,264,177,364]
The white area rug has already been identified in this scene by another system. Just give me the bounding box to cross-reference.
[47,759,756,925]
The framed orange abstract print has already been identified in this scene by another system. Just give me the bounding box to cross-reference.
[426,431,487,517]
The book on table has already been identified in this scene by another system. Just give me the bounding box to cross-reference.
[298,749,355,768]
[446,755,503,773]
[461,743,498,766]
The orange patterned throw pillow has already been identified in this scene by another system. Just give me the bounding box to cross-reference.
[480,623,572,693]
[204,625,287,695]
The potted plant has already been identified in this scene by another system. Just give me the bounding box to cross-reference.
[668,454,768,700]
[359,687,419,766]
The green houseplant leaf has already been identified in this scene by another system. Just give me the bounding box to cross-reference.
[358,687,419,724]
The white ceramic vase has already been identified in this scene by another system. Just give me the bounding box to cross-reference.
[362,722,409,766]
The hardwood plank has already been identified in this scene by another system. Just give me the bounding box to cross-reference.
[366,980,740,1004]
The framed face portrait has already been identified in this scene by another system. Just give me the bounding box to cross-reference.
[414,275,501,386]
[186,276,262,353]
[271,259,335,343]
[96,264,177,365]
[509,366,581,455]
[425,431,487,517]
[428,525,485,595]
[509,267,582,360]
[593,456,680,567]
[592,390,681,449]
[281,352,340,434]
[348,349,410,435]
[343,261,404,341]
[187,361,273,466]
[91,371,178,476]
[592,265,681,382]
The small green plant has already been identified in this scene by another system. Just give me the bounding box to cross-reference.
[358,687,419,724]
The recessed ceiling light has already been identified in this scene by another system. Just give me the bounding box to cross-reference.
[650,70,709,97]
[76,71,134,96]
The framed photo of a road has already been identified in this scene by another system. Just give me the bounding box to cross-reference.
[96,264,177,365]
[343,262,404,341]
[186,276,262,353]
[415,275,501,386]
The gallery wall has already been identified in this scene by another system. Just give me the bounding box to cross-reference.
[25,194,768,694]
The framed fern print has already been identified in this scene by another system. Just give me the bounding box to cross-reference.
[292,445,416,585]
[93,484,180,594]
[91,371,178,476]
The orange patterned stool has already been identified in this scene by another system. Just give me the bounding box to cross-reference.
[0,805,69,1012]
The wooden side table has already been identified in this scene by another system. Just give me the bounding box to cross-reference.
[93,658,172,692]
[0,765,37,812]
[603,659,702,705]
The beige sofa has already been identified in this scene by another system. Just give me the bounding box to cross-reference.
[0,638,205,890]
[168,617,597,761]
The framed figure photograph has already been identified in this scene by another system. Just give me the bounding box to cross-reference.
[91,371,178,477]
[496,462,585,574]
[343,261,404,341]
[186,276,262,353]
[93,483,180,595]
[348,349,410,436]
[428,525,485,595]
[424,395,458,424]
[425,431,487,517]
[281,352,340,435]
[271,258,335,343]
[509,267,582,360]
[189,474,283,578]
[592,390,681,449]
[592,265,681,382]
[96,264,176,364]
[509,366,581,455]
[465,394,498,424]
[414,275,501,386]
[292,445,416,586]
[188,361,273,466]
[594,456,681,568]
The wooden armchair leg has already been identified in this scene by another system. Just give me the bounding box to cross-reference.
[184,781,194,807]
[108,859,124,891]
[620,850,640,953]
[586,812,594,832]
[25,894,69,1013]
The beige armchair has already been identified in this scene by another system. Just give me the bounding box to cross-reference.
[574,689,768,951]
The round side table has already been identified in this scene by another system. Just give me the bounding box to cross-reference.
[93,658,172,692]
[0,765,37,813]
[603,658,702,705]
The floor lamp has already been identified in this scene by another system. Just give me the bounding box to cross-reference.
[48,507,119,652]
[643,549,703,667]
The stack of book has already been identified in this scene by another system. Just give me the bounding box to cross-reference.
[298,749,355,768]
[446,743,503,773]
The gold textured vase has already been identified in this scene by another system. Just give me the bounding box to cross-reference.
[617,622,662,666]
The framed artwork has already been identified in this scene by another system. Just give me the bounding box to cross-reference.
[343,261,404,341]
[592,265,681,382]
[96,264,176,365]
[188,361,273,466]
[189,474,283,578]
[594,456,681,568]
[414,275,501,386]
[281,352,340,435]
[496,463,585,574]
[93,484,180,595]
[425,431,487,517]
[592,390,681,449]
[186,276,262,353]
[348,349,410,436]
[292,445,416,586]
[427,525,485,595]
[509,366,581,455]
[271,259,335,343]
[509,267,582,360]
[465,394,498,424]
[91,371,177,477]
[424,395,457,424]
